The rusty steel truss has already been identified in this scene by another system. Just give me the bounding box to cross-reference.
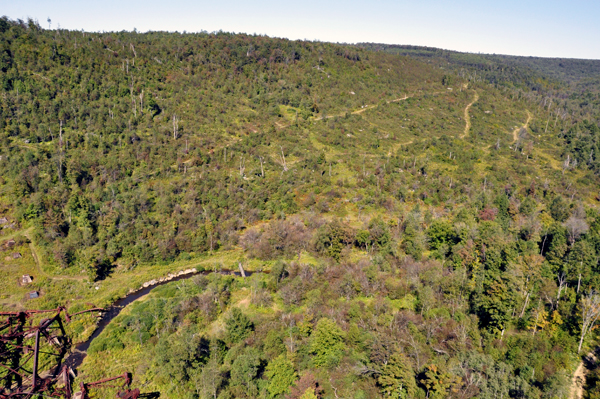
[75,372,140,399]
[0,306,139,399]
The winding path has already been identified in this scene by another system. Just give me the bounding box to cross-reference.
[570,350,597,399]
[20,227,85,281]
[512,110,532,143]
[460,91,479,138]
[570,361,585,399]
[310,95,412,123]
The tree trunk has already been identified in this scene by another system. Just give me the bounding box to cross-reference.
[519,292,530,318]
[579,330,586,353]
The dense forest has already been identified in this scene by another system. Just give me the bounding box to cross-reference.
[2,16,600,398]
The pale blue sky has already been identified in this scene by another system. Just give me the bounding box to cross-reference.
[3,0,599,59]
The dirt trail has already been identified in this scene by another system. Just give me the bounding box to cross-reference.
[570,350,597,399]
[308,91,454,124]
[16,227,86,281]
[389,95,410,103]
[350,104,376,116]
[21,228,48,278]
[350,95,411,116]
[460,91,479,138]
[0,227,44,276]
[0,227,31,242]
[311,95,411,122]
[512,110,532,142]
[570,361,586,399]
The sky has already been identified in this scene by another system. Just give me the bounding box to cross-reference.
[3,0,600,59]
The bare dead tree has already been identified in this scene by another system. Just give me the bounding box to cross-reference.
[531,299,545,336]
[556,272,567,307]
[239,156,245,177]
[56,122,63,183]
[281,313,295,353]
[564,215,589,246]
[258,156,265,177]
[329,378,340,399]
[578,290,600,353]
[519,291,531,318]
[139,89,143,116]
[562,154,570,175]
[129,75,136,116]
[172,114,179,139]
[279,146,288,172]
[400,332,423,370]
[454,323,469,349]
[423,316,442,345]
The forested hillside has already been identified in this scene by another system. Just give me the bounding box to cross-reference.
[358,43,600,87]
[2,17,600,399]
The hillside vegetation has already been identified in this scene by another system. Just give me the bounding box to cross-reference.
[2,17,600,399]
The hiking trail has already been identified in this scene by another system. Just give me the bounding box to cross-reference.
[512,110,532,142]
[460,91,479,138]
[570,349,597,399]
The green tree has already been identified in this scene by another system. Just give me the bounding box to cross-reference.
[146,97,161,116]
[192,357,222,399]
[476,274,517,335]
[426,220,456,250]
[421,364,460,399]
[299,388,319,399]
[545,223,568,268]
[549,196,570,222]
[368,217,391,250]
[265,354,297,398]
[346,322,365,350]
[310,318,345,368]
[494,194,510,223]
[378,352,417,399]
[314,220,352,261]
[225,308,254,344]
[519,196,537,216]
[355,229,370,250]
[230,347,262,395]
[403,220,424,260]
[195,339,226,399]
